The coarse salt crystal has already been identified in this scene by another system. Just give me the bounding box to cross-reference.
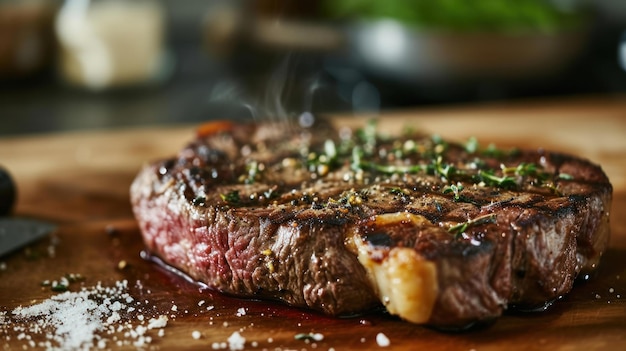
[192,330,202,339]
[135,325,147,336]
[6,281,164,351]
[107,312,121,324]
[228,331,245,351]
[133,336,147,347]
[376,332,390,347]
[147,315,168,329]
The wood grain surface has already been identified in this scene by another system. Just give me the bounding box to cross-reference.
[1,94,625,350]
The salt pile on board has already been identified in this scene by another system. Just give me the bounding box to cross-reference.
[2,280,168,351]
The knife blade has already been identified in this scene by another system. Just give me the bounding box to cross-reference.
[0,217,56,257]
[1,166,56,257]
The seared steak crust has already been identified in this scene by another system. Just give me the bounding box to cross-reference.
[130,120,611,328]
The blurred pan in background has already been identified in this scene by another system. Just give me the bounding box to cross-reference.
[204,0,601,108]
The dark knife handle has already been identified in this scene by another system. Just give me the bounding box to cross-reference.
[0,166,16,216]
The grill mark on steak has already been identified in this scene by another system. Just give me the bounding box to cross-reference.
[131,119,612,329]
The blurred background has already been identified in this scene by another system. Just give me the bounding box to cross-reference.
[1,0,625,136]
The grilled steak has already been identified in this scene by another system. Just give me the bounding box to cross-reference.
[130,119,612,329]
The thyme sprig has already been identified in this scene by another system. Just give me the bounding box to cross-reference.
[501,162,547,181]
[244,160,261,184]
[448,213,497,238]
[464,137,520,159]
[351,147,460,179]
[476,170,517,188]
[464,136,479,153]
[481,143,520,158]
[321,123,572,193]
[356,119,379,155]
[442,183,480,205]
[432,155,456,179]
[442,183,464,201]
[431,134,448,155]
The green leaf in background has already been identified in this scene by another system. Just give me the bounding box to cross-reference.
[323,0,587,33]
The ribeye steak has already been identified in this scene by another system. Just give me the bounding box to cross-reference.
[130,119,611,329]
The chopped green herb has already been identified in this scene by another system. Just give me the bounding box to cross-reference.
[558,173,573,180]
[465,136,479,154]
[358,160,428,175]
[543,183,563,196]
[389,187,408,196]
[263,187,279,200]
[431,134,444,144]
[324,139,338,161]
[294,333,324,341]
[44,273,85,292]
[357,120,378,143]
[501,162,547,181]
[482,143,504,157]
[328,190,368,208]
[220,190,240,204]
[477,170,517,188]
[431,134,448,155]
[244,160,261,184]
[355,119,379,155]
[448,214,497,238]
[51,278,70,292]
[306,139,342,176]
[51,284,68,292]
[442,183,464,201]
[432,156,456,179]
[350,146,364,172]
[294,333,313,341]
[402,125,417,136]
[402,139,418,155]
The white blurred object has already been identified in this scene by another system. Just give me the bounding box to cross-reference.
[55,0,167,90]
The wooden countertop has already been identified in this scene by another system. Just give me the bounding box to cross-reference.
[1,94,625,350]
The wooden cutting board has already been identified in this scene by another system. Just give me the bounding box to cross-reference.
[1,95,625,350]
